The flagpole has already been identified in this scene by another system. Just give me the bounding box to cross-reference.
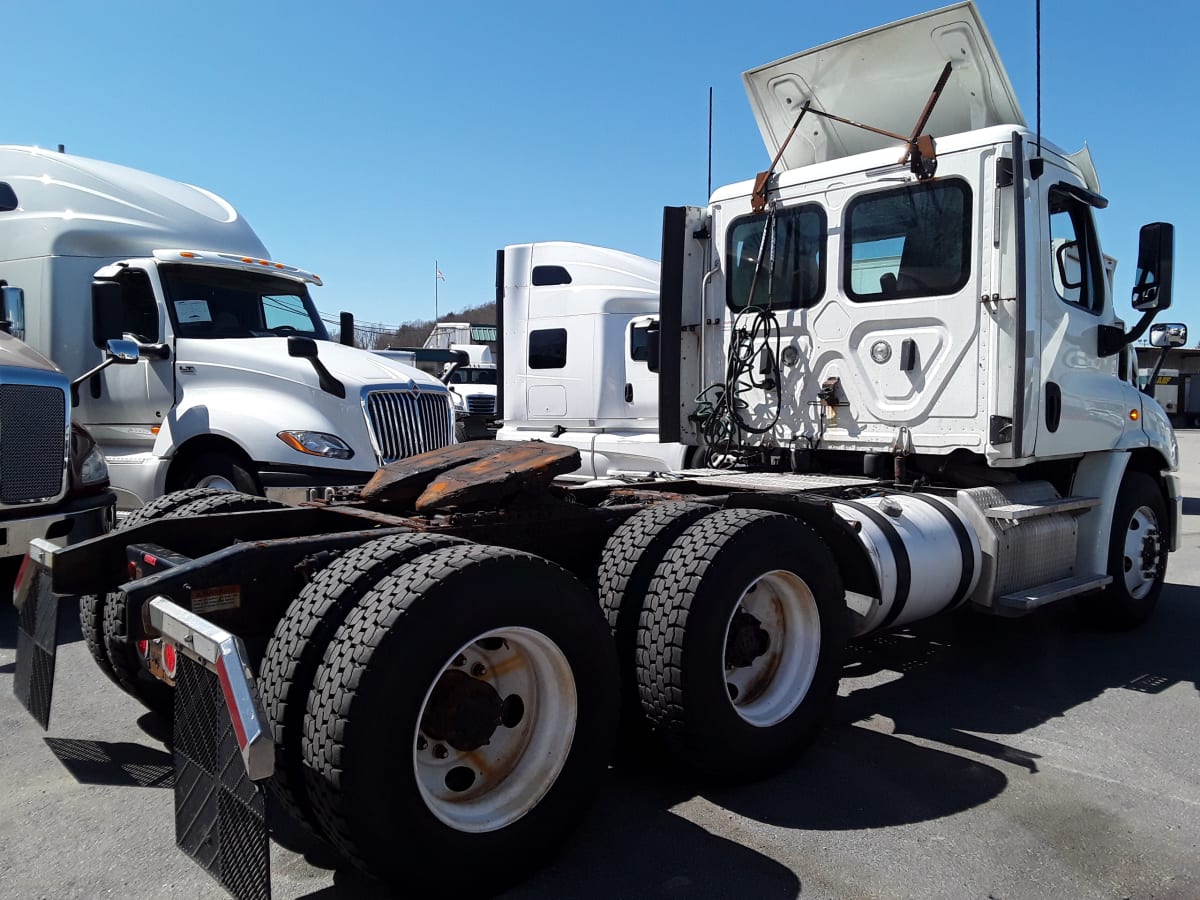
[435,259,439,322]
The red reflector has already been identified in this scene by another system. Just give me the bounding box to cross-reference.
[143,553,158,566]
[137,639,149,659]
[163,643,177,678]
[127,561,137,578]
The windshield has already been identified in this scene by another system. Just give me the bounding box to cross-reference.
[448,367,497,385]
[159,264,330,340]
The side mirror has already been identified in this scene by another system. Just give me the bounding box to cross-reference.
[287,335,319,359]
[646,321,661,374]
[339,311,355,347]
[0,285,26,340]
[106,338,140,364]
[1149,322,1187,348]
[91,280,126,346]
[1131,222,1174,312]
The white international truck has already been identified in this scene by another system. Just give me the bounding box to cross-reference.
[11,4,1184,899]
[0,147,453,509]
[497,241,690,476]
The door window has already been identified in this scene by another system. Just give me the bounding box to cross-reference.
[1048,186,1104,314]
[117,269,160,342]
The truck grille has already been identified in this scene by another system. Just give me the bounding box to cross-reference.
[465,394,496,415]
[0,383,67,504]
[364,389,454,463]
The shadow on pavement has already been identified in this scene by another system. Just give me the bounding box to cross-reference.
[43,736,174,788]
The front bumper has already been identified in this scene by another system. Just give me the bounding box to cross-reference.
[0,491,116,561]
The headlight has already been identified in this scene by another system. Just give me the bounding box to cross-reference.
[69,421,109,491]
[450,390,465,410]
[277,430,355,460]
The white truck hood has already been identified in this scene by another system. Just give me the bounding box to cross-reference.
[742,1,1023,170]
[179,338,447,391]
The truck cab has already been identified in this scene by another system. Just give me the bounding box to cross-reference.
[496,242,689,479]
[0,283,114,585]
[0,147,453,508]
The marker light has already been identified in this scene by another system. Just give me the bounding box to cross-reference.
[1130,409,1140,421]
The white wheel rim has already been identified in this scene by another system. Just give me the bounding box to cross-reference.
[1123,504,1162,600]
[194,474,237,491]
[722,569,821,727]
[413,627,577,833]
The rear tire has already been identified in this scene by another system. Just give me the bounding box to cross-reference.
[1092,472,1168,629]
[102,491,282,712]
[79,487,230,686]
[597,502,716,744]
[259,531,470,833]
[636,508,846,779]
[303,545,618,896]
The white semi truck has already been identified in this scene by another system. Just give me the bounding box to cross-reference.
[497,241,690,477]
[11,3,1184,898]
[0,147,453,509]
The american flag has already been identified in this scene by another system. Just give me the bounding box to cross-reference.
[436,266,445,282]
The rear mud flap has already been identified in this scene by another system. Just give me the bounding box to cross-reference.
[174,655,271,900]
[13,554,61,730]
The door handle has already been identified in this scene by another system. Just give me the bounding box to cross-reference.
[625,383,633,403]
[1045,382,1061,432]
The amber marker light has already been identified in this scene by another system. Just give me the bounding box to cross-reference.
[1129,409,1140,421]
[180,251,197,258]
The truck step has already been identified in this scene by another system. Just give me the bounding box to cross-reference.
[982,496,1100,520]
[997,572,1112,612]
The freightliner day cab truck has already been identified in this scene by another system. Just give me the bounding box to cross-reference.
[12,4,1185,898]
[0,146,454,509]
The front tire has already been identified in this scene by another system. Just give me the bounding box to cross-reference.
[177,451,260,495]
[636,508,847,778]
[303,545,618,896]
[1093,471,1168,629]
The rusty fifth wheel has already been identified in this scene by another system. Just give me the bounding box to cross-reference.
[302,544,618,896]
[637,508,847,778]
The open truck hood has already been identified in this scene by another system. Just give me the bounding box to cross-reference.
[742,1,1024,171]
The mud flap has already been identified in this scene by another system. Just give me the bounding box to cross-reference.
[173,654,271,900]
[12,542,62,730]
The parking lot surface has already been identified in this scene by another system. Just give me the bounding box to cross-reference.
[2,434,1198,899]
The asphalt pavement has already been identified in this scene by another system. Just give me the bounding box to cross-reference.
[2,435,1199,900]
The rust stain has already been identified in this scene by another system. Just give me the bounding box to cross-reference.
[414,443,580,513]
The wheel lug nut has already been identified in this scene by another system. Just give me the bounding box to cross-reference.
[470,663,486,677]
[453,655,467,667]
[432,744,448,760]
[416,735,427,751]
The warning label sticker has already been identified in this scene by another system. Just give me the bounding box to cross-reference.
[191,585,241,615]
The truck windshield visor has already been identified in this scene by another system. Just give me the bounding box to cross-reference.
[159,264,331,341]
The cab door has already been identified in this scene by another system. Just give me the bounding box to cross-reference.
[84,266,175,427]
[1030,166,1125,457]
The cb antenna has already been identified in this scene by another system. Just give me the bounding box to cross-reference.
[1031,0,1044,178]
[707,86,713,200]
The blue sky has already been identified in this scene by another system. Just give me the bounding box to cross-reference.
[6,1,1198,338]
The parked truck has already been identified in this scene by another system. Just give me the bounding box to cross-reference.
[0,146,453,509]
[0,278,116,587]
[496,241,690,477]
[12,3,1184,899]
